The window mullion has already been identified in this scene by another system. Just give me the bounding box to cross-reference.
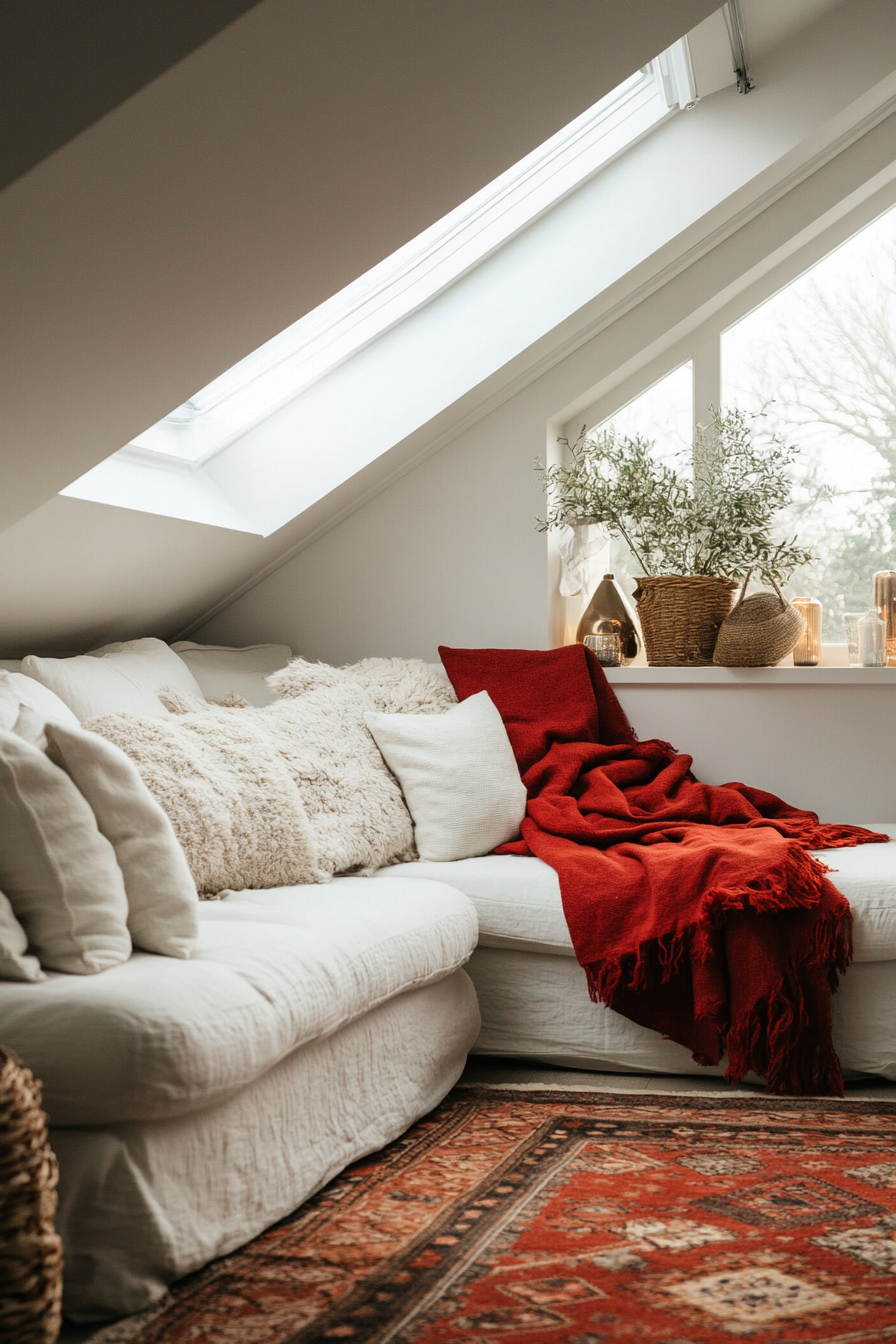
[693,335,722,478]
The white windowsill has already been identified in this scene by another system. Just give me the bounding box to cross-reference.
[605,665,896,684]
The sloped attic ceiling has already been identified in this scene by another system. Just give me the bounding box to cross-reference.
[0,0,264,190]
[0,0,721,539]
[1,0,886,655]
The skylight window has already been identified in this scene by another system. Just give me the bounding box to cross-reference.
[128,40,696,468]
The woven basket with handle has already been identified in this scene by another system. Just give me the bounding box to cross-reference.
[0,1046,62,1344]
[634,575,738,666]
[713,568,806,667]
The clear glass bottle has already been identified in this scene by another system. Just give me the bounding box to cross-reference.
[791,597,821,666]
[858,607,887,667]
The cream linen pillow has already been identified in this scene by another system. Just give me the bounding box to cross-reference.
[0,670,80,730]
[0,890,44,983]
[85,708,327,896]
[172,642,292,707]
[22,637,205,721]
[0,730,131,974]
[45,723,199,958]
[365,691,527,862]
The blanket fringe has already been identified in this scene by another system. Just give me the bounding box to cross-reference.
[725,971,844,1097]
[582,841,852,1098]
[585,841,833,1002]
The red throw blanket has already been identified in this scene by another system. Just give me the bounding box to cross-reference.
[439,644,888,1096]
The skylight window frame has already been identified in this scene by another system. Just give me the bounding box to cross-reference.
[128,45,692,469]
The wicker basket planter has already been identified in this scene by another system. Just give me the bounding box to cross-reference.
[0,1047,62,1344]
[634,575,738,666]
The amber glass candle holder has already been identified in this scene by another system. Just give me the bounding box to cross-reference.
[791,597,821,666]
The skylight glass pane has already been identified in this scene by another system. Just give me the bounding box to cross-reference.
[129,47,684,466]
[722,203,896,640]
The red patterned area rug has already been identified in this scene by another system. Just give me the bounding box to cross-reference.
[94,1087,896,1344]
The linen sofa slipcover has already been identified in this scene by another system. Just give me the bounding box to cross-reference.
[3,876,480,1319]
[380,828,896,1081]
[0,878,477,1126]
[381,830,896,962]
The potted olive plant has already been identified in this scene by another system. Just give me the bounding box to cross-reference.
[538,408,813,665]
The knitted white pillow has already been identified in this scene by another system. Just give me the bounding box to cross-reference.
[365,691,526,862]
[45,723,199,958]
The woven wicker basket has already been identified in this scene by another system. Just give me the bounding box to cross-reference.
[713,569,806,667]
[634,575,738,666]
[0,1047,62,1344]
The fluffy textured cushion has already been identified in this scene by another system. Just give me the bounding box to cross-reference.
[0,669,80,731]
[45,723,199,958]
[0,730,131,974]
[267,657,457,872]
[22,637,206,721]
[0,890,44,982]
[366,691,526,861]
[172,642,292,707]
[84,708,326,895]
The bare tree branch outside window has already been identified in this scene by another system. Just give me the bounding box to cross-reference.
[722,207,896,640]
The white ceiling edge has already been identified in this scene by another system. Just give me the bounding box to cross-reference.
[63,0,896,541]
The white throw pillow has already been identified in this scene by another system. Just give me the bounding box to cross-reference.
[0,670,80,729]
[172,642,292,707]
[0,730,131,974]
[45,723,199,959]
[0,889,44,983]
[365,690,527,862]
[21,637,206,721]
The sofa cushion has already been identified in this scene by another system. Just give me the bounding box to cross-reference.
[377,856,572,955]
[365,691,526,862]
[0,670,80,732]
[0,876,478,1125]
[0,730,132,975]
[0,889,44,982]
[171,642,292,707]
[382,829,896,964]
[22,637,205,721]
[85,705,326,895]
[45,723,199,959]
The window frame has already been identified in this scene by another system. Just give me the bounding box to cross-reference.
[557,174,896,660]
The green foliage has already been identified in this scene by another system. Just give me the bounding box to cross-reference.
[537,407,816,581]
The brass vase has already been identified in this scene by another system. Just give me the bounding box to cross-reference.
[576,573,640,664]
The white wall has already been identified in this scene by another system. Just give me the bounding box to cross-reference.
[196,60,896,661]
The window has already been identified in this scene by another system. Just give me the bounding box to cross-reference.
[126,43,695,468]
[722,203,896,640]
[585,363,694,600]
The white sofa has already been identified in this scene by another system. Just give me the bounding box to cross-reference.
[0,878,479,1319]
[385,845,896,1082]
[3,639,896,1323]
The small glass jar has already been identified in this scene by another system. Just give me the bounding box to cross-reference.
[858,607,887,666]
[842,611,864,667]
[584,623,623,667]
[791,597,821,666]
